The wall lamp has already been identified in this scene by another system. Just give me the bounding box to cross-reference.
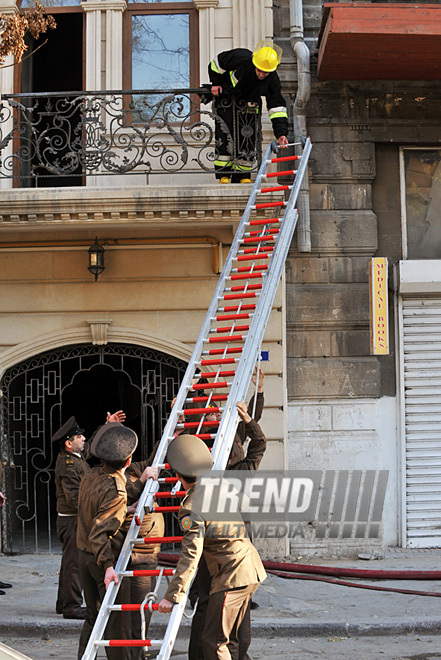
[88,237,105,281]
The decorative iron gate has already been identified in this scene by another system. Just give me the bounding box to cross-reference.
[0,343,187,554]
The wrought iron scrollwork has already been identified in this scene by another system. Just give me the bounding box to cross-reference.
[0,88,262,183]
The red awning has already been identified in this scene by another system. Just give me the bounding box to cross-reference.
[318,3,441,80]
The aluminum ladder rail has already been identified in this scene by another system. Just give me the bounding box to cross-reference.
[81,137,312,660]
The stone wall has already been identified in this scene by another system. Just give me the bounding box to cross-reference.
[273,0,441,554]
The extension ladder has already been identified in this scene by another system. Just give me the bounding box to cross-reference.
[81,137,312,660]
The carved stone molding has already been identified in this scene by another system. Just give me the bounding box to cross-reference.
[0,187,255,227]
[193,0,219,7]
[0,326,192,379]
[87,319,113,345]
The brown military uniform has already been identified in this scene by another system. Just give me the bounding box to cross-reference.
[77,464,129,660]
[55,447,90,616]
[110,461,165,660]
[188,418,267,660]
[164,484,266,660]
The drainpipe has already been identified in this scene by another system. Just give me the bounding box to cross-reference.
[290,0,311,252]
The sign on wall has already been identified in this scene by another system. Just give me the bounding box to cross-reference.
[369,257,389,355]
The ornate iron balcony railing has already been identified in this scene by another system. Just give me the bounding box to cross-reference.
[0,88,263,185]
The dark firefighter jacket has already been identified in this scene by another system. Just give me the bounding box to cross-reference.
[208,48,289,139]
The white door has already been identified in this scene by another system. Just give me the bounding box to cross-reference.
[401,297,441,547]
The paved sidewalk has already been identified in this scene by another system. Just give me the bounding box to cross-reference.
[0,549,441,639]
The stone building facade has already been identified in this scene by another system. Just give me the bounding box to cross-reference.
[276,0,441,555]
[1,0,440,557]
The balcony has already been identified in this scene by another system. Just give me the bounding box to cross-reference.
[0,88,264,187]
[318,3,441,80]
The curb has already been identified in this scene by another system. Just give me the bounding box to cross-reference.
[2,618,441,639]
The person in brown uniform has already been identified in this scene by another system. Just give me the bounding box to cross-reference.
[76,421,156,660]
[188,400,267,660]
[53,416,88,619]
[52,411,125,619]
[110,458,163,659]
[158,429,267,660]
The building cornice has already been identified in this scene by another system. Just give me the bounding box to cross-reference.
[0,185,269,229]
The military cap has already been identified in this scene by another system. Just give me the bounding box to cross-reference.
[51,416,85,443]
[167,434,213,479]
[91,422,138,462]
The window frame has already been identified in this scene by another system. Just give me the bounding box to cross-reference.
[400,146,441,261]
[123,1,199,92]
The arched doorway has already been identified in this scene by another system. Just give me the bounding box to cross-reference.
[0,343,186,554]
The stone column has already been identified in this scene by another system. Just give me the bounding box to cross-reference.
[104,0,126,90]
[0,0,19,189]
[81,0,103,91]
[83,0,126,90]
[81,0,126,185]
[194,0,219,79]
[231,0,272,50]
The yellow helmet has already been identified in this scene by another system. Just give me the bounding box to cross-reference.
[252,40,282,72]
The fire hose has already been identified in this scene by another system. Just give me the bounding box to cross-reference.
[158,553,441,598]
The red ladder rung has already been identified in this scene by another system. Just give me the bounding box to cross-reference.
[212,324,249,333]
[124,569,175,577]
[220,304,256,311]
[143,536,183,544]
[150,506,181,513]
[242,246,274,254]
[200,358,237,365]
[106,640,161,648]
[229,284,262,292]
[223,291,258,300]
[216,313,251,321]
[259,185,290,193]
[270,154,299,163]
[159,477,178,483]
[242,234,276,243]
[235,265,268,272]
[254,200,286,209]
[230,272,264,280]
[237,254,269,262]
[197,370,236,377]
[119,603,160,611]
[205,346,242,355]
[208,333,245,342]
[182,406,221,415]
[266,169,296,178]
[249,228,279,236]
[192,380,229,389]
[155,491,186,498]
[195,433,216,440]
[180,420,220,428]
[249,217,280,226]
[186,394,229,402]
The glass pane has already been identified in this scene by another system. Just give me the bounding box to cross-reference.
[132,13,189,90]
[405,149,441,259]
[128,1,187,3]
[21,0,81,6]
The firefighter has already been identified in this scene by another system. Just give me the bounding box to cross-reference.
[208,40,289,183]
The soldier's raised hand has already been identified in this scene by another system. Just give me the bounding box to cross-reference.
[106,410,126,423]
[236,401,251,424]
